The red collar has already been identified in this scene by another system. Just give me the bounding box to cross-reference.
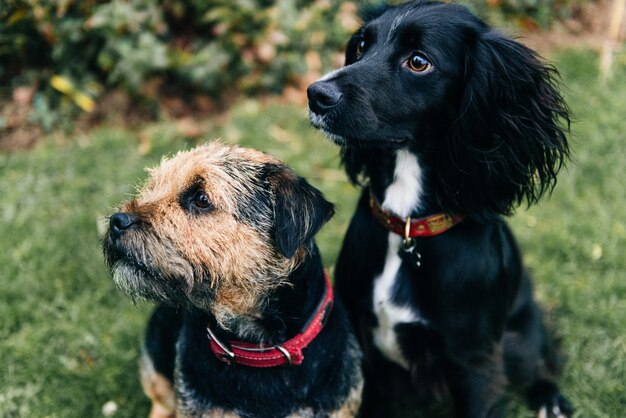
[370,190,464,239]
[207,272,334,368]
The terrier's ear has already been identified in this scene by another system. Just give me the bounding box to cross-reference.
[265,164,334,258]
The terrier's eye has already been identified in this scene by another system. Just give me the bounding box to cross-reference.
[407,52,433,73]
[192,191,214,211]
[355,39,366,59]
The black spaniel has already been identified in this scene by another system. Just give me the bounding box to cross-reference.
[308,1,573,417]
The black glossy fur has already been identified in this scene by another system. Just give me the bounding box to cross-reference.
[307,2,572,417]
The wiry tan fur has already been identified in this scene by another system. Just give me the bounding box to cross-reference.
[111,143,299,336]
[141,352,176,418]
[328,383,364,418]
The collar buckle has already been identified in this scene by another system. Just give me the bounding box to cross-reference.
[403,216,416,252]
[206,326,235,365]
[275,345,293,366]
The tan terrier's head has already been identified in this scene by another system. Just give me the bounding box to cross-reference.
[102,142,334,330]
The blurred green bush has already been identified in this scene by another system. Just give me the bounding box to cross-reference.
[0,0,590,131]
[1,0,356,128]
[458,0,589,30]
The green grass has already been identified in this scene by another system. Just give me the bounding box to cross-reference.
[1,49,625,417]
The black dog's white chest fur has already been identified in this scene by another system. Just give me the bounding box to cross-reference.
[371,150,428,369]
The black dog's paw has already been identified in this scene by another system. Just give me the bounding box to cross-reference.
[536,394,574,418]
[528,380,573,418]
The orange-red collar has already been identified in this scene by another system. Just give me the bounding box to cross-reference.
[207,272,333,367]
[370,189,464,239]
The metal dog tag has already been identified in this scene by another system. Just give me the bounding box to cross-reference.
[401,238,422,269]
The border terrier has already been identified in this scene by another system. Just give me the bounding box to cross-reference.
[102,142,363,418]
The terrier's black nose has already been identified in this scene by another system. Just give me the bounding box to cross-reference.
[307,81,343,115]
[110,212,138,237]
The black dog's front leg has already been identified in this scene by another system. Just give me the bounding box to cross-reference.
[354,312,417,418]
[358,350,420,418]
[436,304,509,418]
[395,322,450,403]
[446,348,507,418]
[396,320,507,418]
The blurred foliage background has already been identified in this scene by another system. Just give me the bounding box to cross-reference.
[1,0,356,135]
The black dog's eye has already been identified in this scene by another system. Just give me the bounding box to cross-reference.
[407,52,433,73]
[355,39,366,59]
[192,191,214,211]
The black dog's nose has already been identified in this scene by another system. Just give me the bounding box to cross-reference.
[307,81,342,115]
[110,212,138,237]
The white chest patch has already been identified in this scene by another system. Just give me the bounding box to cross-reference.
[371,150,428,369]
[382,150,423,218]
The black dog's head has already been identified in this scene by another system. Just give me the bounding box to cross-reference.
[308,1,570,221]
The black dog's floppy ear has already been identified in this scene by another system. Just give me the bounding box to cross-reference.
[441,28,571,220]
[265,164,334,258]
